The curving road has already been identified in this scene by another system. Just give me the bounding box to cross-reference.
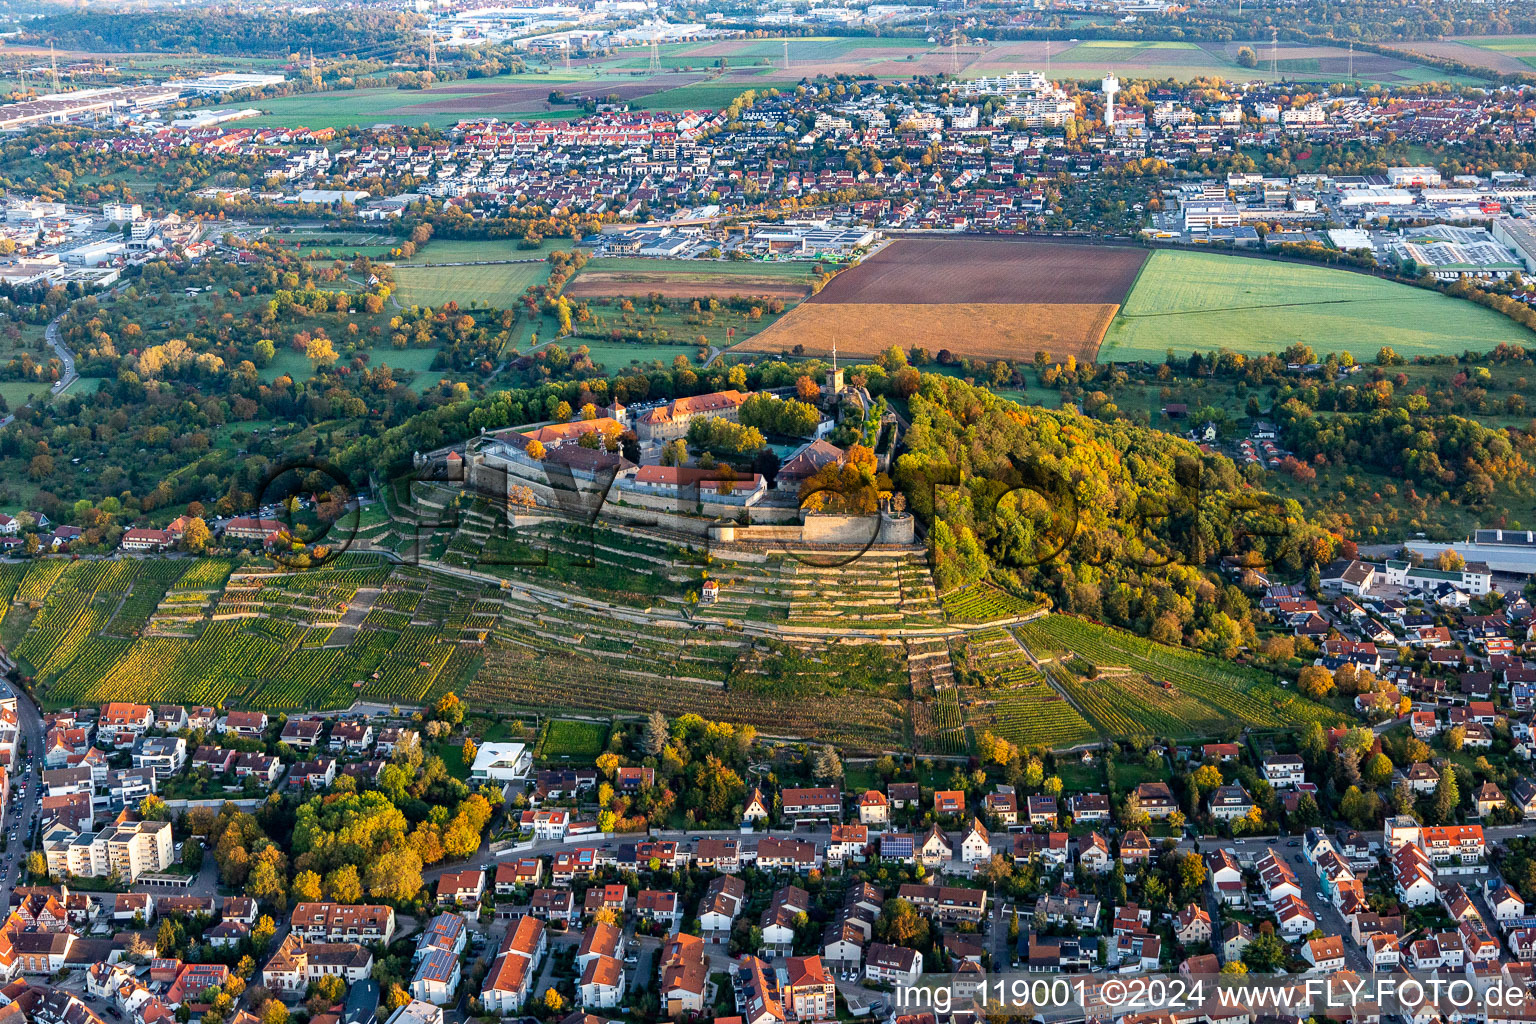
[47,315,78,395]
[0,313,76,430]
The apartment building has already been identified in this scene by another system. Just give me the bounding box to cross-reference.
[43,818,173,882]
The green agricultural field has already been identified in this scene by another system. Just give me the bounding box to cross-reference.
[1457,35,1536,52]
[540,718,610,760]
[941,583,1041,624]
[633,81,797,111]
[579,257,824,278]
[207,87,578,130]
[398,239,573,265]
[393,262,554,309]
[1098,250,1532,363]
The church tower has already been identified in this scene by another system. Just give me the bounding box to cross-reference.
[824,340,844,397]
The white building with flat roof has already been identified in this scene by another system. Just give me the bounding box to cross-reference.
[469,742,532,783]
[174,73,287,95]
[1387,166,1442,188]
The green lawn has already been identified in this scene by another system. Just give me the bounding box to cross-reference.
[540,718,610,760]
[1098,250,1532,363]
[576,340,710,370]
[393,262,554,308]
[260,349,314,383]
[398,239,573,265]
[366,346,445,374]
[0,380,52,410]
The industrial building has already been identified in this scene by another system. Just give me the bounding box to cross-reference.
[173,72,286,95]
[0,85,182,130]
[1493,217,1536,274]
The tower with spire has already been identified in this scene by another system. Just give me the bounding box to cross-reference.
[825,340,844,398]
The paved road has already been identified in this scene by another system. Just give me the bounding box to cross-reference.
[0,675,46,889]
[47,315,78,394]
[0,314,76,429]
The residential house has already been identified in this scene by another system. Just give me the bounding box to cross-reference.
[858,791,889,826]
[480,916,545,1014]
[780,787,841,823]
[1262,754,1305,789]
[436,869,485,908]
[658,932,708,1017]
[1134,782,1177,819]
[1174,904,1212,946]
[864,943,922,986]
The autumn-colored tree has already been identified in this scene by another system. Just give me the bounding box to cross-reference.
[305,336,339,367]
[1297,665,1335,701]
[291,869,322,903]
[182,516,212,553]
[324,864,363,904]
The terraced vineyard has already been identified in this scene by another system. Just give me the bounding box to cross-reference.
[3,535,1334,753]
[956,627,1096,749]
[941,583,1043,624]
[0,562,28,611]
[1015,615,1342,740]
[17,556,479,710]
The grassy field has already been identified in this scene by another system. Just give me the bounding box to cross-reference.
[397,239,572,265]
[632,80,797,111]
[539,718,610,760]
[1098,250,1532,362]
[0,381,52,410]
[393,262,554,309]
[574,340,711,370]
[208,87,580,129]
[578,258,823,278]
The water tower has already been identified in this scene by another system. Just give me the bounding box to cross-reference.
[1102,74,1120,127]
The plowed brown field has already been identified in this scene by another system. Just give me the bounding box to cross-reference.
[737,238,1142,361]
[811,238,1145,304]
[732,302,1119,364]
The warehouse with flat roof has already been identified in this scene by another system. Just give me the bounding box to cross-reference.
[1492,217,1536,273]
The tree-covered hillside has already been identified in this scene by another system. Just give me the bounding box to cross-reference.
[896,375,1342,654]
